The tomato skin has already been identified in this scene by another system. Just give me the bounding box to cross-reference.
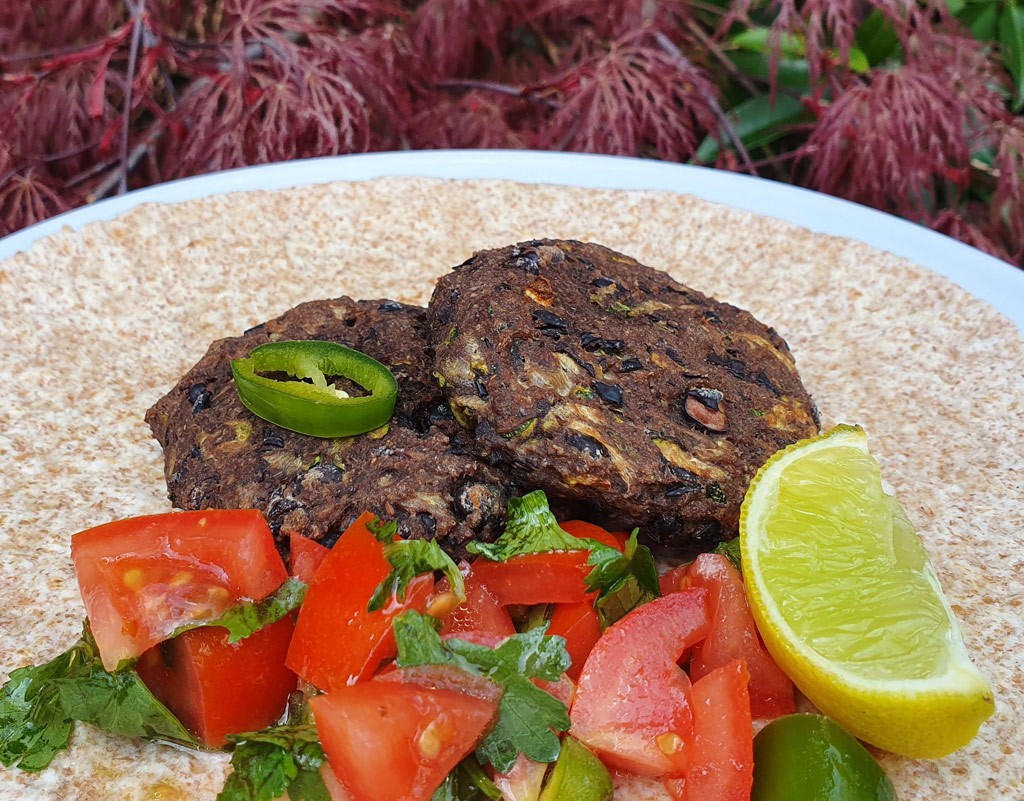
[548,602,602,682]
[71,510,289,671]
[472,551,594,605]
[312,667,500,801]
[288,531,330,585]
[135,618,296,748]
[440,569,516,640]
[658,564,690,596]
[558,520,628,551]
[663,659,753,801]
[286,513,432,691]
[570,589,710,777]
[685,553,794,719]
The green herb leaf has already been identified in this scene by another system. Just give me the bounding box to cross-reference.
[432,756,502,801]
[0,647,79,770]
[999,4,1024,109]
[724,51,811,91]
[53,665,196,744]
[394,611,571,773]
[467,491,586,560]
[855,8,902,66]
[731,27,806,58]
[959,1,1000,41]
[392,611,457,667]
[696,94,808,164]
[369,539,465,613]
[469,491,658,623]
[713,538,743,573]
[219,724,328,801]
[0,622,197,772]
[169,579,306,644]
[367,515,399,544]
[586,529,661,627]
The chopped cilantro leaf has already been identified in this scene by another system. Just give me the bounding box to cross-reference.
[431,756,502,801]
[369,539,465,613]
[168,578,307,644]
[0,622,197,772]
[367,515,398,544]
[466,491,586,560]
[586,529,661,627]
[470,492,661,625]
[394,611,571,772]
[219,724,328,801]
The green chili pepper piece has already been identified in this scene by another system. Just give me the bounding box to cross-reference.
[230,340,398,438]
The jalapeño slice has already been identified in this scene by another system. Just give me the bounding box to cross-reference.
[231,340,398,438]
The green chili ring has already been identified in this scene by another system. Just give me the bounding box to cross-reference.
[230,340,398,438]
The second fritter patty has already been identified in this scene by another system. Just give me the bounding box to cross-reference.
[427,240,820,554]
[146,297,512,557]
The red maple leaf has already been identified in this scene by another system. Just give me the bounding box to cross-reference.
[537,32,719,160]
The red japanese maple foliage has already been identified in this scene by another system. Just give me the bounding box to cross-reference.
[1,0,1021,269]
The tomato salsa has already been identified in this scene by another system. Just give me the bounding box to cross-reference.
[0,492,898,801]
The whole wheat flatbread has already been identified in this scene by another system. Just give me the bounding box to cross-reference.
[0,176,1021,801]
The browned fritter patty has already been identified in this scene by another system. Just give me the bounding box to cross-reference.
[427,240,820,555]
[145,297,513,558]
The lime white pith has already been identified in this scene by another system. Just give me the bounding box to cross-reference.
[740,425,994,759]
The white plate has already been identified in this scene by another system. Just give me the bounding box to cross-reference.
[1,150,1022,332]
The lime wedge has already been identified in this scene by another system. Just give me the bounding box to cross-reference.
[740,425,994,758]
[539,737,612,801]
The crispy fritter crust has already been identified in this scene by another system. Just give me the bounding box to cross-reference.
[146,298,511,557]
[427,240,820,554]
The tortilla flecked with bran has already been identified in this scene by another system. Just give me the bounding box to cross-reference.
[0,175,1021,801]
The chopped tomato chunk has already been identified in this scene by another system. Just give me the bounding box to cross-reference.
[71,510,289,671]
[558,520,628,551]
[658,564,690,596]
[472,551,594,606]
[685,553,794,719]
[312,666,500,801]
[570,589,710,776]
[288,530,330,585]
[136,619,296,748]
[664,659,753,801]
[440,568,516,641]
[548,602,602,682]
[286,513,432,691]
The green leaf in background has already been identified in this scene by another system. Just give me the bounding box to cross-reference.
[999,3,1024,109]
[696,93,808,164]
[726,51,812,91]
[856,8,903,65]
[731,27,806,58]
[960,1,1001,41]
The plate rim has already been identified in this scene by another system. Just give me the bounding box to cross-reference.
[2,149,1021,331]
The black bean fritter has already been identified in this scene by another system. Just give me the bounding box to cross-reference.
[427,240,820,556]
[146,298,512,558]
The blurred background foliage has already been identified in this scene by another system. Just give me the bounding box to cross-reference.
[1,0,1022,267]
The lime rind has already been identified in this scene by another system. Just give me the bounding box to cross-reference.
[740,425,994,758]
